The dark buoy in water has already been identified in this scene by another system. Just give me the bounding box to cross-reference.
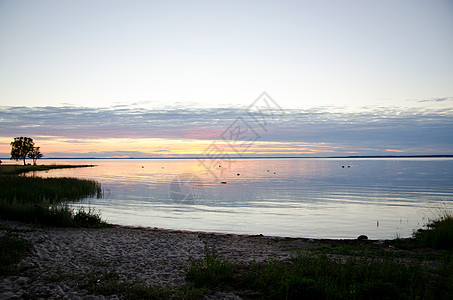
[342,166,345,168]
[357,235,368,241]
[267,170,270,172]
[348,166,350,168]
[273,172,276,174]
[220,181,227,184]
[237,173,240,176]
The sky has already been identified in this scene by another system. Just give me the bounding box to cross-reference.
[0,0,452,158]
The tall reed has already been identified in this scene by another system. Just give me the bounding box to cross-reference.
[0,166,106,227]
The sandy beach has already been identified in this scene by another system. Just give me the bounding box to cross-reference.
[1,220,335,299]
[1,218,450,299]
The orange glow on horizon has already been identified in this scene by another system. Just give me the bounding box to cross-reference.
[0,136,344,157]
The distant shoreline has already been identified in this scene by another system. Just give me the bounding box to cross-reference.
[1,155,453,160]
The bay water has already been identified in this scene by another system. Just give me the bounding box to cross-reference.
[34,158,453,239]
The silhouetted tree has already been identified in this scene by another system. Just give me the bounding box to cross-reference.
[28,146,43,165]
[10,137,35,165]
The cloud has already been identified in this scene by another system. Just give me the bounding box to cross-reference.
[0,105,233,140]
[42,150,153,159]
[416,97,453,103]
[1,104,453,156]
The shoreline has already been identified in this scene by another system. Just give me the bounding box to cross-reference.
[110,223,384,243]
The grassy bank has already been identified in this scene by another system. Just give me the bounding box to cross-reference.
[0,175,102,202]
[0,164,96,175]
[183,212,453,299]
[185,242,452,299]
[0,164,107,228]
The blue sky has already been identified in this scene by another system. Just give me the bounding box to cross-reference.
[0,0,452,157]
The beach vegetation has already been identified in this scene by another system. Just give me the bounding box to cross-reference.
[414,210,453,249]
[0,163,96,175]
[186,246,452,299]
[0,199,108,228]
[77,271,171,299]
[0,175,102,202]
[0,234,33,275]
[0,164,107,228]
[186,245,234,288]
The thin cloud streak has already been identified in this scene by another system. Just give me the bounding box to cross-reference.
[417,97,453,103]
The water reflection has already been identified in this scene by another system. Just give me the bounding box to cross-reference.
[34,158,453,239]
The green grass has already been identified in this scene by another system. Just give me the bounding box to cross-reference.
[0,234,33,275]
[46,270,208,300]
[247,255,438,299]
[186,245,235,288]
[186,212,453,298]
[186,246,453,299]
[65,271,171,299]
[0,201,109,228]
[414,211,453,249]
[0,164,96,175]
[0,164,107,228]
[0,175,102,202]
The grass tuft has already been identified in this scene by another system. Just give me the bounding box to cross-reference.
[186,245,234,288]
[79,271,171,299]
[73,207,107,228]
[414,211,453,249]
[0,234,33,275]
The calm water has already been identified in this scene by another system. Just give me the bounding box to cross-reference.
[34,158,453,239]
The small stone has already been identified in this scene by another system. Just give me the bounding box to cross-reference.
[357,235,368,240]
